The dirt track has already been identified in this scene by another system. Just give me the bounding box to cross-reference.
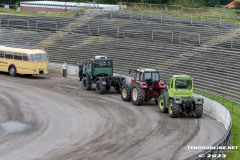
[0,74,226,160]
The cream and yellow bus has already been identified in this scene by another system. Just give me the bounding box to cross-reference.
[0,46,48,76]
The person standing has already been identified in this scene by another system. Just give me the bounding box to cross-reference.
[78,61,83,81]
[62,61,67,78]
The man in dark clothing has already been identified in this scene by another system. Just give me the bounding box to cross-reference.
[79,61,83,81]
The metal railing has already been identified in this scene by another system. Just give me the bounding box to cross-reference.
[195,88,240,112]
[119,2,240,20]
[185,88,238,160]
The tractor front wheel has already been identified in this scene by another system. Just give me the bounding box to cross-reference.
[195,104,203,118]
[158,95,168,113]
[168,100,181,118]
[96,80,105,94]
[131,83,145,106]
[121,84,131,102]
[82,77,92,90]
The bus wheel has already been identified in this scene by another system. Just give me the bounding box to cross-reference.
[9,66,17,77]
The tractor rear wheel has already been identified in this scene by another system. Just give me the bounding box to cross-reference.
[121,84,131,102]
[158,95,168,113]
[131,83,145,106]
[195,104,203,118]
[82,77,92,90]
[168,100,181,118]
[96,80,105,94]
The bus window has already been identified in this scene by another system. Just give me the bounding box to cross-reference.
[23,54,28,61]
[14,53,23,60]
[0,51,4,58]
[5,52,13,59]
[35,53,47,61]
[28,54,34,62]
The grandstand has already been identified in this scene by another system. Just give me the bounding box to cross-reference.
[0,10,239,101]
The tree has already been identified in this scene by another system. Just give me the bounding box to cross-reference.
[220,0,232,5]
[169,0,206,8]
[234,1,240,9]
[205,0,220,7]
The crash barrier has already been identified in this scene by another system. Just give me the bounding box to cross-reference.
[49,62,79,78]
[186,91,233,160]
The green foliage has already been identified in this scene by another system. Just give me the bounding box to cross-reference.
[206,0,220,7]
[220,0,233,5]
[169,0,206,8]
[234,1,240,9]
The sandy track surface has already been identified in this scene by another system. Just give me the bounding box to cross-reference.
[0,74,226,160]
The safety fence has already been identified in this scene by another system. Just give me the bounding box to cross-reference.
[119,2,240,20]
[185,89,238,160]
[0,15,239,50]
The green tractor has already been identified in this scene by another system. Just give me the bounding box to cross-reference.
[82,56,125,94]
[158,75,203,118]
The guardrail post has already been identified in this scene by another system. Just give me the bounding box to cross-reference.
[198,34,201,46]
[200,16,203,25]
[212,36,214,47]
[88,25,90,35]
[178,33,181,43]
[220,16,222,28]
[97,25,99,34]
[222,96,224,105]
[117,26,119,37]
[7,19,9,28]
[68,24,71,32]
[141,12,143,21]
[28,20,29,30]
[56,22,58,32]
[35,20,37,31]
[231,38,233,49]
[160,14,163,23]
[190,15,193,25]
[152,30,154,40]
[130,11,133,20]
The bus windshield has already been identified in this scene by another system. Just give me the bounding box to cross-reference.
[28,53,48,62]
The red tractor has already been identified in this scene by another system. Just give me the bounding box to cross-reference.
[121,68,166,105]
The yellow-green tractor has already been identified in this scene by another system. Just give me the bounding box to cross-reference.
[158,75,203,118]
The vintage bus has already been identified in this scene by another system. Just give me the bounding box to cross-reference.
[0,46,48,76]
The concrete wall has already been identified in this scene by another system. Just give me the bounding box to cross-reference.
[194,94,232,130]
[49,62,79,78]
